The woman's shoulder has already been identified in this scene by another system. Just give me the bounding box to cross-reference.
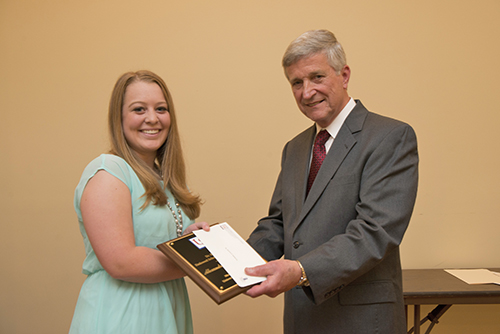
[74,155,137,218]
[84,154,130,172]
[85,153,127,168]
[80,154,136,185]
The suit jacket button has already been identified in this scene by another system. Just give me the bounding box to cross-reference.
[293,241,300,249]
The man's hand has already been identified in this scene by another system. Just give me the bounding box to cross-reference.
[245,259,302,298]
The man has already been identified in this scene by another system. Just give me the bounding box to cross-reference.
[245,30,418,333]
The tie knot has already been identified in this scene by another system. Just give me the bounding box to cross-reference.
[315,130,330,146]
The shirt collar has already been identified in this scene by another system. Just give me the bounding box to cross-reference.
[315,97,356,138]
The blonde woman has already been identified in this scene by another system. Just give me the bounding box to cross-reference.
[70,70,207,334]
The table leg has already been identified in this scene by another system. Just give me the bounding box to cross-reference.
[414,305,420,334]
[405,305,408,328]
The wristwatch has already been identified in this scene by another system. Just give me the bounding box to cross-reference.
[296,260,310,287]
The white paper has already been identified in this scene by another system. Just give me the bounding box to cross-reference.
[445,269,500,285]
[193,222,267,287]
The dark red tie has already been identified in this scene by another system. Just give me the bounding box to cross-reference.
[307,130,330,196]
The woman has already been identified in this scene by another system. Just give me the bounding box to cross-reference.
[69,70,207,334]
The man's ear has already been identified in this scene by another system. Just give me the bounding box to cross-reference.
[341,65,351,89]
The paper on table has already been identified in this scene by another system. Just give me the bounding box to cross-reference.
[193,222,267,287]
[445,269,500,285]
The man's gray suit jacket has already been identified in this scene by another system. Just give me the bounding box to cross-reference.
[247,100,419,334]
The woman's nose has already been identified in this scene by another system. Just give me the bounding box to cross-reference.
[145,110,159,123]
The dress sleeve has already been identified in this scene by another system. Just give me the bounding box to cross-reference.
[73,154,134,221]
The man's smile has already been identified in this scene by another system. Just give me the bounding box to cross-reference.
[305,99,325,107]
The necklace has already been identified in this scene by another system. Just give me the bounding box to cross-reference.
[166,198,183,237]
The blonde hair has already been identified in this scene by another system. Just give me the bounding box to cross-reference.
[282,29,347,74]
[108,70,201,219]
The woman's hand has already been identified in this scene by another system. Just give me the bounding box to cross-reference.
[183,221,210,235]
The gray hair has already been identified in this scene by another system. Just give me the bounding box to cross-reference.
[282,30,347,74]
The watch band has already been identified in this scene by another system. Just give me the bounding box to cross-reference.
[296,260,310,287]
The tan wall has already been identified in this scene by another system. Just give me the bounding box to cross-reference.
[1,0,500,333]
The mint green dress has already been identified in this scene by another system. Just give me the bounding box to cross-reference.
[69,154,194,334]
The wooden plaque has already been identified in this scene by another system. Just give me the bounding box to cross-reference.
[157,230,250,304]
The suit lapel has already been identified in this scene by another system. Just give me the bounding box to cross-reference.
[293,102,368,231]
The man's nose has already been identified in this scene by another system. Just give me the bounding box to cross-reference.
[302,81,315,99]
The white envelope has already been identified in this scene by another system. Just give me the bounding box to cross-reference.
[193,222,267,287]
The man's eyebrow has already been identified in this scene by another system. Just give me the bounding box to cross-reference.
[309,70,325,77]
